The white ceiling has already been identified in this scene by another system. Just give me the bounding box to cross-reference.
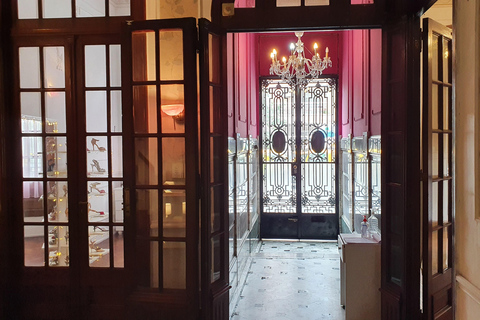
[423,0,453,27]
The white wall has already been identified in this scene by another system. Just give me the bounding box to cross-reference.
[454,0,480,318]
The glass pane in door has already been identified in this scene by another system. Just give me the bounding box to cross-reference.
[301,80,336,214]
[84,41,125,269]
[20,45,70,267]
[262,80,296,214]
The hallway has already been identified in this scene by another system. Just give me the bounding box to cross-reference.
[231,241,345,320]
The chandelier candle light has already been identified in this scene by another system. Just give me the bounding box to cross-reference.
[269,32,332,87]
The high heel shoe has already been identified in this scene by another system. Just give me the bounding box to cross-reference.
[88,202,105,216]
[91,159,106,173]
[89,240,104,253]
[91,138,106,152]
[90,182,106,193]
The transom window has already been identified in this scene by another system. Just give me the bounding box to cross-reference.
[17,0,131,19]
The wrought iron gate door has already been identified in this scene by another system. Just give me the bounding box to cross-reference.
[261,78,338,239]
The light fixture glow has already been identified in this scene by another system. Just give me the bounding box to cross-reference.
[270,32,332,87]
[161,104,184,117]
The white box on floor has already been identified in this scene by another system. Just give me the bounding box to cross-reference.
[339,233,381,320]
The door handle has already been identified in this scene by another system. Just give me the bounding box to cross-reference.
[291,164,298,175]
[288,217,298,222]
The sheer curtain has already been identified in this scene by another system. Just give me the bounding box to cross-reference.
[22,116,42,198]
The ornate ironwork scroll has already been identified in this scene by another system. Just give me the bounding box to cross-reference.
[261,80,296,213]
[300,79,337,214]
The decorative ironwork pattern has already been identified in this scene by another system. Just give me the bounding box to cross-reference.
[262,80,296,213]
[236,137,249,242]
[369,136,381,217]
[301,79,337,214]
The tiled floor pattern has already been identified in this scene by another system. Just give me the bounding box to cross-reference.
[231,241,345,320]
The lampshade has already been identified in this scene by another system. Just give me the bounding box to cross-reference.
[161,104,184,116]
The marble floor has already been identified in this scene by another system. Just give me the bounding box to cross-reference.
[231,240,345,320]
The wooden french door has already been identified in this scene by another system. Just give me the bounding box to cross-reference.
[260,77,338,240]
[14,32,129,318]
[422,18,454,320]
[198,18,229,320]
[124,17,228,320]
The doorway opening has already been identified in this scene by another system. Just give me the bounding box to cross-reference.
[227,27,382,318]
[260,77,338,239]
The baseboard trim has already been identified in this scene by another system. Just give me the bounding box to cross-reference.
[456,275,480,306]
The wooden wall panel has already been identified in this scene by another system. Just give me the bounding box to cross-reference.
[370,29,382,136]
[353,29,365,127]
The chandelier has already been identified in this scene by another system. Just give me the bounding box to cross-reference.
[269,32,332,87]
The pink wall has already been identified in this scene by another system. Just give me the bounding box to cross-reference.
[228,29,381,140]
[340,29,382,138]
[257,32,341,77]
[227,33,259,139]
[257,31,343,135]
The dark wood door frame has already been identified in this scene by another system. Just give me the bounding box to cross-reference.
[422,18,454,320]
[211,1,432,319]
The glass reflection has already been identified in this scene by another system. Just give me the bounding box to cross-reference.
[162,138,185,185]
[19,47,40,89]
[112,181,124,223]
[24,226,44,266]
[46,181,68,222]
[88,181,109,223]
[136,189,158,237]
[159,30,184,81]
[22,137,43,178]
[113,226,124,268]
[135,138,158,185]
[45,92,67,133]
[43,0,72,18]
[111,136,123,178]
[87,136,108,178]
[23,181,44,222]
[85,45,106,87]
[163,190,186,237]
[111,91,123,132]
[18,0,39,19]
[163,242,186,289]
[76,0,105,17]
[46,136,68,178]
[89,226,110,268]
[44,47,66,89]
[86,91,108,133]
[48,226,69,267]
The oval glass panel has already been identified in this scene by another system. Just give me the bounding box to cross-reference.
[271,131,286,154]
[311,130,326,154]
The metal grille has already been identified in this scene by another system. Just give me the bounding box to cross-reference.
[301,79,336,214]
[261,80,296,213]
[262,78,337,215]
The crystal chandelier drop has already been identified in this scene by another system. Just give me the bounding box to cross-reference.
[269,32,332,87]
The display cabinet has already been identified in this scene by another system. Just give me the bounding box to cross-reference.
[338,233,381,320]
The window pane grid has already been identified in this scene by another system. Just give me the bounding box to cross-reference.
[21,45,70,267]
[132,28,187,290]
[84,43,124,269]
[18,0,131,19]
